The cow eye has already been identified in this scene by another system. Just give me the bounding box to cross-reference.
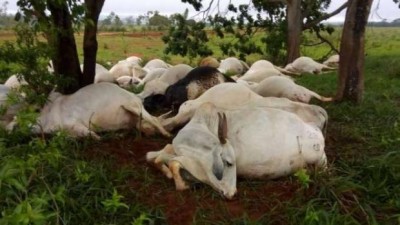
[225,161,233,167]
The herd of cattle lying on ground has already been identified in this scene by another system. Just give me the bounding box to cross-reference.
[1,54,339,199]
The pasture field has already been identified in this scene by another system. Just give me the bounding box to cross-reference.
[1,27,400,225]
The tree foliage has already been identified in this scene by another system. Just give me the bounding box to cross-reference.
[13,0,105,94]
[15,0,85,32]
[99,11,126,31]
[14,0,86,94]
[148,11,171,29]
[162,9,212,61]
[0,1,17,29]
[164,0,344,63]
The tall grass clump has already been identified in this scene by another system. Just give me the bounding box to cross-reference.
[0,25,166,225]
[285,29,400,224]
[0,128,166,224]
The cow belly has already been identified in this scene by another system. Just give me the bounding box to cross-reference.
[85,107,137,131]
[227,108,325,179]
[237,154,307,179]
[234,132,323,179]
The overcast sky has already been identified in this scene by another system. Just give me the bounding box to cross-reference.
[3,0,400,22]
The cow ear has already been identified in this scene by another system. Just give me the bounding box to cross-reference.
[218,112,227,144]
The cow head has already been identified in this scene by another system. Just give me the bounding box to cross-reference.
[171,103,237,199]
[291,89,311,103]
[137,79,169,100]
[131,65,148,79]
[284,63,296,73]
[143,94,167,113]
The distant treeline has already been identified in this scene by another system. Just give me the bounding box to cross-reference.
[0,14,17,30]
[367,19,400,27]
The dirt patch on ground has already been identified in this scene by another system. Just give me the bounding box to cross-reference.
[0,31,15,37]
[98,31,165,38]
[85,134,319,225]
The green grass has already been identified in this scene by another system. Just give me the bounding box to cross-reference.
[1,27,400,224]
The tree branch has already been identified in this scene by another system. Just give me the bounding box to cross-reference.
[315,29,339,53]
[302,29,339,60]
[303,1,348,30]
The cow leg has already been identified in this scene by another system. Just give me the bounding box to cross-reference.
[168,160,190,191]
[153,144,176,179]
[122,103,171,137]
[140,109,171,137]
[70,124,101,140]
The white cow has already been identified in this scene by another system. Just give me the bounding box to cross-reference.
[252,76,333,103]
[217,57,249,75]
[148,102,327,199]
[80,63,114,84]
[4,75,28,89]
[238,68,284,83]
[285,56,335,75]
[143,59,170,71]
[0,85,23,128]
[126,56,143,66]
[116,76,142,88]
[109,61,146,80]
[28,83,170,139]
[248,60,298,76]
[139,68,168,85]
[323,54,339,67]
[111,63,167,88]
[137,64,193,99]
[160,83,328,133]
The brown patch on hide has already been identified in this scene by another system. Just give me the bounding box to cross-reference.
[186,72,225,100]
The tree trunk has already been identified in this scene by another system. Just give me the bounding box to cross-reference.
[336,0,373,103]
[48,1,82,94]
[82,0,105,87]
[286,0,302,64]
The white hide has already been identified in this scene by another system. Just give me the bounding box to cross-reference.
[238,68,283,83]
[248,60,297,76]
[158,64,193,84]
[94,71,115,83]
[285,56,336,75]
[126,56,143,66]
[47,60,54,73]
[235,79,259,90]
[0,85,23,128]
[4,75,28,89]
[139,68,167,85]
[217,57,248,75]
[32,83,170,139]
[148,103,327,199]
[116,76,142,88]
[323,54,339,67]
[161,83,328,133]
[109,61,146,80]
[80,63,114,83]
[131,59,175,89]
[253,76,333,103]
[143,59,170,71]
[109,61,133,79]
[137,64,193,99]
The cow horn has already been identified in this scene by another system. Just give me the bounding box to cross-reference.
[158,110,173,121]
[218,112,227,144]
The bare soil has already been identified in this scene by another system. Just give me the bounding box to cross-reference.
[98,31,165,38]
[84,130,338,225]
